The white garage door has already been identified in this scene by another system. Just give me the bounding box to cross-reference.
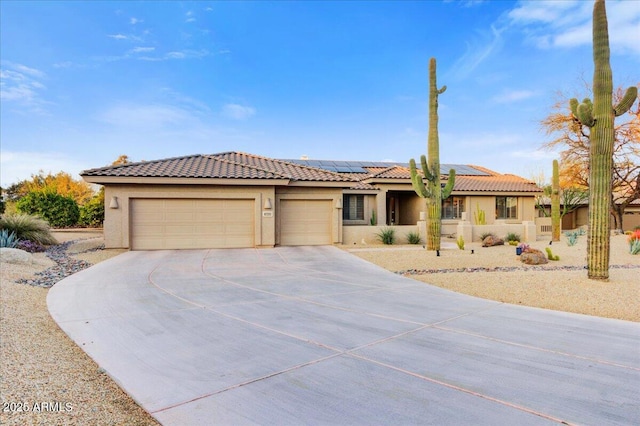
[280,199,332,246]
[130,199,255,250]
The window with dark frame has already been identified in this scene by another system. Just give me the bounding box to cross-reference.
[343,194,364,221]
[442,196,465,219]
[496,196,517,219]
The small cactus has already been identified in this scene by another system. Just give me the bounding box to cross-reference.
[545,247,559,261]
[551,160,561,242]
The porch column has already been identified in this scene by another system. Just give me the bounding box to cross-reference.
[376,189,387,225]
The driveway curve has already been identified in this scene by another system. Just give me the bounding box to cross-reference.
[48,246,639,425]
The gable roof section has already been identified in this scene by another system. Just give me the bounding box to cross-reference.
[81,152,356,184]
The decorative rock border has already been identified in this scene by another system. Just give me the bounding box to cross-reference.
[396,264,640,276]
[17,240,99,288]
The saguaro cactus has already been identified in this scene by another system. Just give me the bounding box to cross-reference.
[570,0,638,280]
[551,160,561,242]
[410,57,456,251]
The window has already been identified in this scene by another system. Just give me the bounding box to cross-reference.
[343,195,364,221]
[496,196,517,219]
[442,196,465,219]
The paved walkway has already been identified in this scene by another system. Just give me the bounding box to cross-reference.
[48,246,640,425]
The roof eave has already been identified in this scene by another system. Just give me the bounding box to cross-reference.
[81,176,291,186]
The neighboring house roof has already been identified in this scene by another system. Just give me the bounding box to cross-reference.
[287,159,541,193]
[82,152,541,193]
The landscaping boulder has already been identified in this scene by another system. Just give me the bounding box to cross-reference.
[482,235,504,247]
[520,248,548,265]
[0,248,33,265]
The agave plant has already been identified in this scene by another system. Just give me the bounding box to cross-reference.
[0,229,20,248]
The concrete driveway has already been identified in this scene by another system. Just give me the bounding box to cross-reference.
[48,246,639,425]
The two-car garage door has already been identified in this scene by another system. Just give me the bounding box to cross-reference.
[129,198,334,249]
[130,199,254,250]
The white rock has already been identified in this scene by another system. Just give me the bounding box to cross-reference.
[0,248,33,265]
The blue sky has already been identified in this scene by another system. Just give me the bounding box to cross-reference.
[1,0,638,187]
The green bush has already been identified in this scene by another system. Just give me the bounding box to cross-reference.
[456,235,465,250]
[16,191,79,228]
[505,232,521,243]
[376,227,395,245]
[0,214,58,245]
[78,191,104,227]
[406,230,422,245]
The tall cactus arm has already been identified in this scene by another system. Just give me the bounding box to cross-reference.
[409,158,429,198]
[420,154,434,182]
[441,169,456,199]
[614,86,638,116]
[438,85,447,95]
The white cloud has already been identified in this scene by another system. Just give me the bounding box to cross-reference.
[0,151,88,186]
[137,49,208,61]
[222,104,256,120]
[98,104,195,129]
[507,0,640,55]
[130,46,155,53]
[449,24,504,80]
[53,61,73,68]
[130,17,143,25]
[185,11,196,23]
[491,89,536,104]
[0,63,49,113]
[108,34,128,40]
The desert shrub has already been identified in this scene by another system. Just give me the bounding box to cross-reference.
[0,229,20,248]
[456,235,465,250]
[479,232,495,241]
[505,232,520,243]
[628,230,640,255]
[565,231,579,246]
[16,191,79,228]
[0,214,58,245]
[376,227,395,245]
[406,230,421,245]
[78,191,105,227]
[16,239,46,253]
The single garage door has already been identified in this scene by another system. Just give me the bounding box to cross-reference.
[280,199,332,246]
[130,199,255,250]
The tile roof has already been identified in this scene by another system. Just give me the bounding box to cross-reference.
[452,175,541,193]
[81,151,541,193]
[353,164,541,193]
[82,152,355,183]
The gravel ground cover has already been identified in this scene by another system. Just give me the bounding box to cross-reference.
[349,233,639,322]
[1,232,156,426]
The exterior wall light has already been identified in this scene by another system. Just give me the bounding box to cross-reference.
[109,196,119,209]
[335,198,342,209]
[263,198,272,209]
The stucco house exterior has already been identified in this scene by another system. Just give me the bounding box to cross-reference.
[81,151,542,250]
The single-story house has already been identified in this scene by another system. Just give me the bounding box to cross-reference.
[538,197,640,232]
[81,151,542,249]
